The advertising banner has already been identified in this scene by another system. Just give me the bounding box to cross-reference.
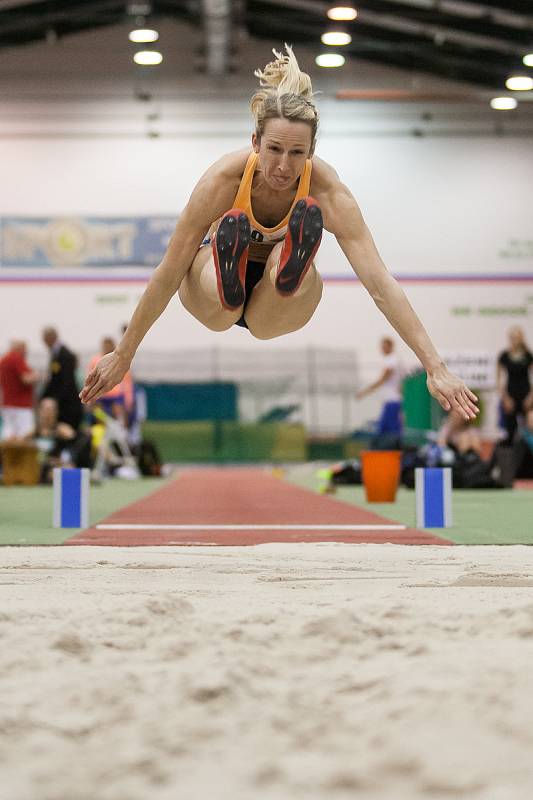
[0,217,176,268]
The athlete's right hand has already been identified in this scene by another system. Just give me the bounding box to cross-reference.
[79,351,130,405]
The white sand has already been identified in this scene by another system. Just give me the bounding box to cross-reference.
[2,544,533,800]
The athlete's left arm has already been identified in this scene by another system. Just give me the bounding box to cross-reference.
[312,160,478,420]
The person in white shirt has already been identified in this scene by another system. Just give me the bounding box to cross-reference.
[356,337,403,436]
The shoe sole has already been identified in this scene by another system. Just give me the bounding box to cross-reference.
[213,210,250,310]
[275,198,323,296]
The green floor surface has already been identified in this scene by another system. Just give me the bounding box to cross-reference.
[0,478,167,545]
[286,472,533,545]
[1,469,531,546]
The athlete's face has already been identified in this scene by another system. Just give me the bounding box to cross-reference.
[253,118,313,192]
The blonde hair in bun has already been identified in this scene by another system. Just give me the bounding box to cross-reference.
[251,44,318,150]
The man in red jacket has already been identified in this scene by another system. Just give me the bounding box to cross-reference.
[0,340,40,440]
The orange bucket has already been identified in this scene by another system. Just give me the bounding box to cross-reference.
[360,450,402,502]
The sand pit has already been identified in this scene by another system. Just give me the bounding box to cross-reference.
[2,543,533,800]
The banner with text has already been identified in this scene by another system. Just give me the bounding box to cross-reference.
[0,217,177,268]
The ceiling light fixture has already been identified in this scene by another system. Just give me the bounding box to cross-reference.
[505,75,533,91]
[315,53,346,68]
[134,50,163,65]
[321,31,352,46]
[327,4,357,22]
[523,54,533,67]
[490,97,518,110]
[129,29,159,43]
[127,2,152,14]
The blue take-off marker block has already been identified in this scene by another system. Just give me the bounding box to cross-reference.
[415,467,452,528]
[53,468,90,528]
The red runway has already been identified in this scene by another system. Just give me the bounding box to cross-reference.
[66,468,452,547]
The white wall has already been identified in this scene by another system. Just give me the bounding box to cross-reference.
[1,126,531,350]
[1,117,533,280]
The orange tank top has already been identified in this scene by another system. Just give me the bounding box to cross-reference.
[233,152,312,263]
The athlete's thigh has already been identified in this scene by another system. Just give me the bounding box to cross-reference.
[178,243,222,310]
[244,264,322,339]
[264,241,283,274]
[260,242,321,294]
[181,244,213,289]
[178,241,242,329]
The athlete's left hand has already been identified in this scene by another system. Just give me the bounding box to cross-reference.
[426,365,479,421]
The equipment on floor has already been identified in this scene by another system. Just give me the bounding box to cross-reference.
[53,467,90,528]
[0,441,40,486]
[415,467,452,528]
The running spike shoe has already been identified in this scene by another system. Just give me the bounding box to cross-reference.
[212,209,251,310]
[275,198,323,296]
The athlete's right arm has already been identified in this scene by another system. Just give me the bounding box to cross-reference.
[80,156,244,404]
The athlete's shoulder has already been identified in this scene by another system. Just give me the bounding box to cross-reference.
[183,149,251,227]
[206,148,252,183]
[310,155,342,193]
[309,155,362,237]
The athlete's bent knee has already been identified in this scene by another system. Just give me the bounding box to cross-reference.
[202,316,239,332]
[248,328,284,341]
[246,321,293,340]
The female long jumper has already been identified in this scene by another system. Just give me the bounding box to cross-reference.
[81,45,478,422]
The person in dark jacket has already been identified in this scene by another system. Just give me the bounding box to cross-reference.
[497,326,533,445]
[41,327,83,431]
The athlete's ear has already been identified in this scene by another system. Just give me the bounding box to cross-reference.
[252,132,260,152]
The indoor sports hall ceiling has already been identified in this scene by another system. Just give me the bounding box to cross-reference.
[0,0,532,92]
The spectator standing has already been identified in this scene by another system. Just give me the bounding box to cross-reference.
[41,327,83,430]
[497,326,533,445]
[356,337,403,438]
[0,340,40,440]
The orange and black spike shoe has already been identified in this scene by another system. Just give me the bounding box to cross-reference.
[275,198,323,296]
[212,209,251,310]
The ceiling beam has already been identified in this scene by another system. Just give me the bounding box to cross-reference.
[248,12,518,88]
[202,0,232,75]
[0,0,48,9]
[255,0,531,55]
[374,0,533,30]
